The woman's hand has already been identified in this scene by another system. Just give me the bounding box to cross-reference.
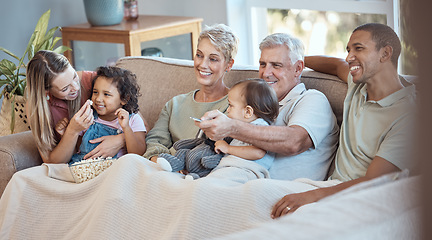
[55,118,69,136]
[116,108,130,130]
[42,100,93,164]
[68,100,94,134]
[83,134,125,159]
[214,140,229,154]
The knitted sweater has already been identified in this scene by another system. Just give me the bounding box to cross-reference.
[144,90,228,159]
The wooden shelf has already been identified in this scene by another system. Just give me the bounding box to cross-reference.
[61,15,203,65]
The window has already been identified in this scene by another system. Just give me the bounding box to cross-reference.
[399,0,417,75]
[227,0,416,75]
[266,9,386,58]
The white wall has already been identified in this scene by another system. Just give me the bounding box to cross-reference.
[0,0,404,72]
[138,0,227,25]
[0,1,87,67]
[0,0,241,72]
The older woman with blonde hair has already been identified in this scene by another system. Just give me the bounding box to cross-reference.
[26,50,127,163]
[144,24,239,162]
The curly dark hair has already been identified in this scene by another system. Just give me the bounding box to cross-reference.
[92,66,141,114]
[232,78,279,124]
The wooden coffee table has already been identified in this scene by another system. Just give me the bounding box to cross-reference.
[61,15,203,65]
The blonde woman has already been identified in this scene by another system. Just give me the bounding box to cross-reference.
[144,24,239,162]
[26,50,126,163]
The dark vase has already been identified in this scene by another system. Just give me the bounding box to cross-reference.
[124,0,139,21]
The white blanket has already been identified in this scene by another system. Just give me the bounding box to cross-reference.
[0,154,421,239]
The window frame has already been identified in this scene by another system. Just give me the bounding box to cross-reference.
[228,0,400,66]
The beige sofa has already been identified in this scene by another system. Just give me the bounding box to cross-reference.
[0,56,348,196]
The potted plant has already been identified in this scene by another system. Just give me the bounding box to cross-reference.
[0,9,70,135]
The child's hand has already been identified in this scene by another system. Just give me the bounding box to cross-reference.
[115,108,130,129]
[55,118,69,136]
[214,140,229,154]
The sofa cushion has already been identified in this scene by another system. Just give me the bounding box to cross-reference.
[116,57,259,129]
[300,70,347,126]
[116,57,347,128]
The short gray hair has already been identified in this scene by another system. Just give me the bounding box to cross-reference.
[198,24,239,62]
[259,33,304,65]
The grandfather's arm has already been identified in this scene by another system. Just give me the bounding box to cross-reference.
[305,55,350,83]
[198,111,313,156]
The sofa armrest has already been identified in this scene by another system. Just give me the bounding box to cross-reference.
[0,131,42,197]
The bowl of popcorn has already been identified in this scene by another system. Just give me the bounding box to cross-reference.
[69,157,117,183]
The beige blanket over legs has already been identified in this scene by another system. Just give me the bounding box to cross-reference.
[0,154,421,239]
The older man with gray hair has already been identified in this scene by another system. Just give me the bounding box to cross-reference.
[197,33,339,181]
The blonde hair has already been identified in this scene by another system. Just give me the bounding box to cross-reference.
[26,50,81,159]
[198,24,239,63]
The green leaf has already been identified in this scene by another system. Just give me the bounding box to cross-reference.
[0,74,15,87]
[45,26,59,41]
[35,28,57,52]
[0,47,20,61]
[35,35,53,52]
[53,45,71,54]
[25,32,37,62]
[16,78,26,96]
[0,8,68,98]
[36,41,51,52]
[27,44,35,62]
[52,37,62,48]
[21,81,27,94]
[0,61,18,87]
[9,96,16,133]
[0,59,17,76]
[0,80,10,89]
[33,9,51,46]
[9,81,21,95]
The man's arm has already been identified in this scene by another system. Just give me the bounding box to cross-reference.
[271,156,401,218]
[305,55,350,83]
[198,111,313,156]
